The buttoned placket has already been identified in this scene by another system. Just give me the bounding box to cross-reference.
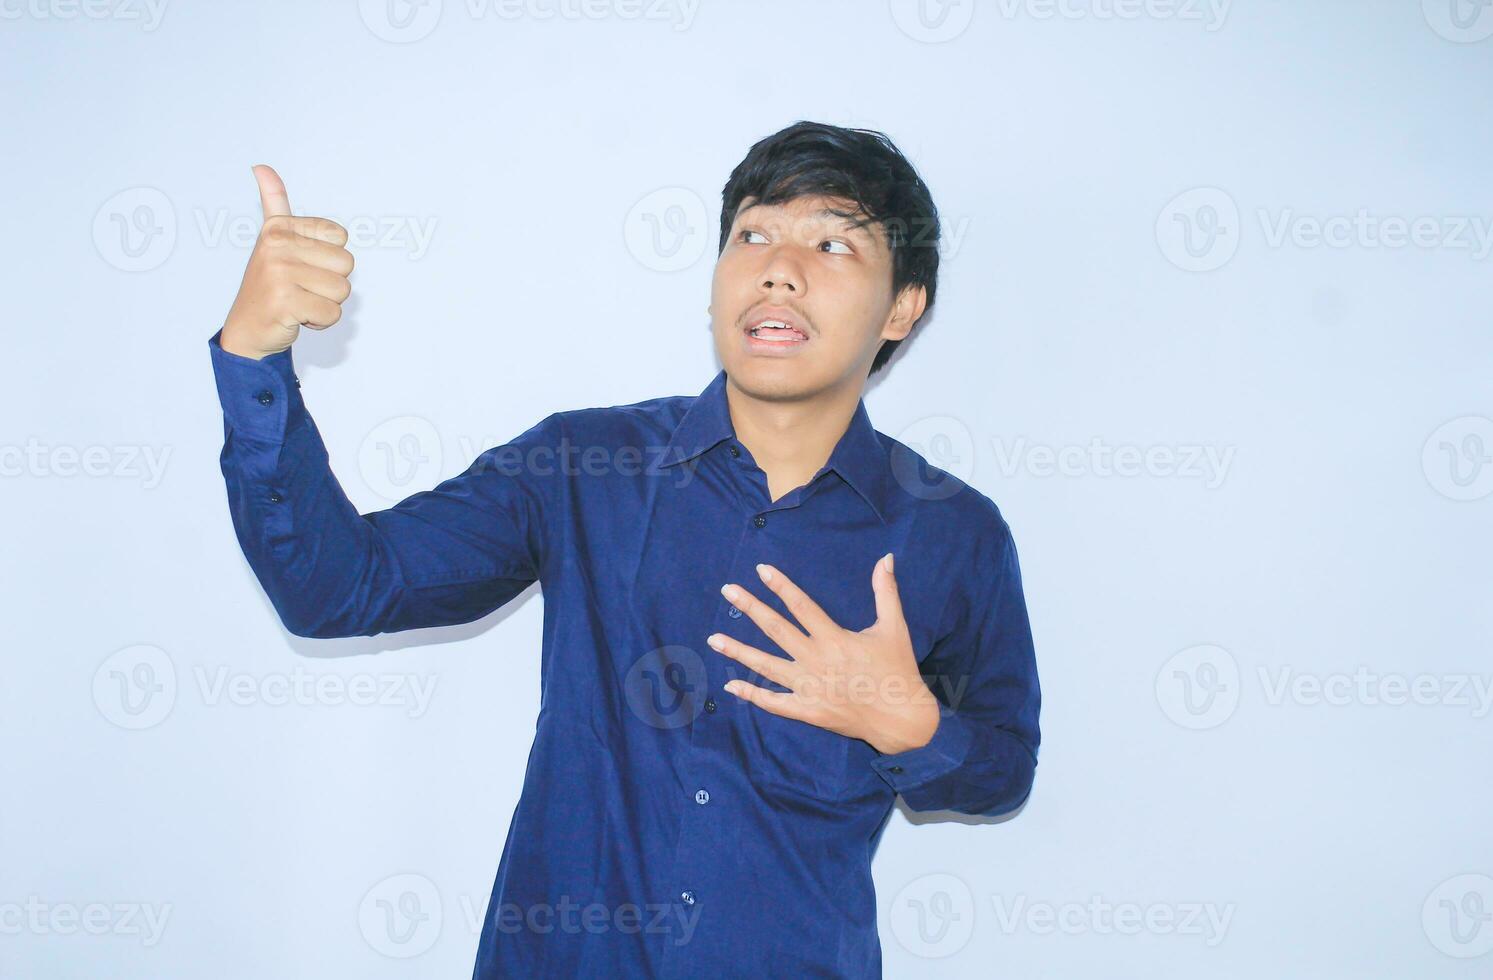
[660,437,837,978]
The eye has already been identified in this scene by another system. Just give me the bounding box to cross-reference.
[738,228,767,244]
[821,239,852,255]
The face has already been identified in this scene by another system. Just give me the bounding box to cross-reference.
[709,193,925,402]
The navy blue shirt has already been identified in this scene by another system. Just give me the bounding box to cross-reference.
[207,328,1041,978]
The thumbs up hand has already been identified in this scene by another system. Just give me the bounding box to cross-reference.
[219,164,355,359]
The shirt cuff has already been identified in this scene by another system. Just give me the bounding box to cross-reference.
[207,327,305,443]
[869,705,973,793]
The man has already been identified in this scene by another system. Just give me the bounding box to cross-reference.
[207,120,1041,978]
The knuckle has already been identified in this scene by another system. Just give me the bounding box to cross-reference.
[262,216,292,236]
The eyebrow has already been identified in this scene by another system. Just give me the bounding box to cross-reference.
[737,203,880,242]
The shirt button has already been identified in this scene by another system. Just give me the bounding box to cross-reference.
[703,696,717,713]
[267,491,284,504]
[752,514,767,528]
[727,605,742,619]
[255,389,275,406]
[728,444,740,458]
[293,375,301,389]
[680,890,696,906]
[887,765,904,774]
[694,789,710,805]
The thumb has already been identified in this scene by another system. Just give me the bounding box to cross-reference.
[252,163,291,219]
[872,552,904,628]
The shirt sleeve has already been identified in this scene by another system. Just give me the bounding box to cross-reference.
[868,512,1042,816]
[207,327,562,638]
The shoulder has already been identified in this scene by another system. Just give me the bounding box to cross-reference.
[540,388,696,452]
[875,428,1013,551]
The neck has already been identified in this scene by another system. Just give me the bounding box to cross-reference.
[724,376,862,503]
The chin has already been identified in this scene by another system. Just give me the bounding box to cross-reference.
[722,355,828,402]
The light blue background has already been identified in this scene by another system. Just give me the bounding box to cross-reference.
[3,1,1490,977]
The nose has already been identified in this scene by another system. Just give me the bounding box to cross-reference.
[761,265,800,294]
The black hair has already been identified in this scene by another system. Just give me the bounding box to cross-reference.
[716,120,942,377]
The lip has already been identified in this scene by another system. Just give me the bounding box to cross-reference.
[744,305,809,337]
[741,306,811,354]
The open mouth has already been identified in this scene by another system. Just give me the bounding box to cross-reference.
[746,320,809,344]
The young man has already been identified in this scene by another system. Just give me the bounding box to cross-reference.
[207,121,1040,978]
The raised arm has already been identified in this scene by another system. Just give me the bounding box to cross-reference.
[208,165,561,638]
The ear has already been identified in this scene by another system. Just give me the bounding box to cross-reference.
[881,283,927,343]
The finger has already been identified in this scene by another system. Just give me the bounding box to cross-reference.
[872,551,906,629]
[285,215,349,247]
[754,563,837,637]
[253,164,291,220]
[707,632,799,689]
[293,264,351,305]
[721,679,802,720]
[721,583,809,657]
[287,237,354,276]
[289,285,343,328]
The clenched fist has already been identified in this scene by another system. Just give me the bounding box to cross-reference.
[218,164,355,360]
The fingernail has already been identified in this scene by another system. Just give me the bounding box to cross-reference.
[721,584,739,602]
[756,563,773,582]
[883,552,894,573]
[707,634,724,650]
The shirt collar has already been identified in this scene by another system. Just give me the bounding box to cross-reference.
[662,369,892,524]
